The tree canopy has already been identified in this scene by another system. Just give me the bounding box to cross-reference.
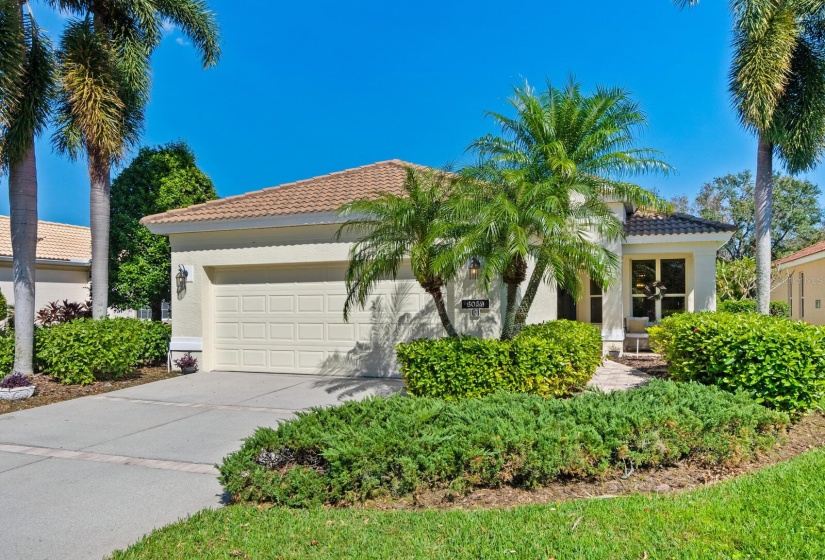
[109,140,217,319]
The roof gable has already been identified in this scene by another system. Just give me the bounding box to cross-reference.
[775,240,825,266]
[625,212,736,237]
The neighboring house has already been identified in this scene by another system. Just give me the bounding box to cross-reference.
[772,241,825,324]
[142,160,735,377]
[0,216,91,312]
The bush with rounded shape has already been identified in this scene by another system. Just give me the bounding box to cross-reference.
[219,380,787,507]
[398,320,601,400]
[649,312,825,414]
[718,299,790,318]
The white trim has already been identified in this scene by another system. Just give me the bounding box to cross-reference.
[624,232,733,245]
[776,251,825,270]
[144,212,343,235]
[0,255,91,268]
[169,337,203,351]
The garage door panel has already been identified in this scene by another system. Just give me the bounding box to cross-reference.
[213,263,435,376]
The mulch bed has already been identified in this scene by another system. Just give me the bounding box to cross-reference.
[364,412,825,511]
[612,355,670,378]
[0,367,179,415]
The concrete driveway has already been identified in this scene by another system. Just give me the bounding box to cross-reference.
[0,372,402,560]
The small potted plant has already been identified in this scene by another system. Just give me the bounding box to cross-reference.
[0,372,35,400]
[606,345,621,359]
[174,352,198,374]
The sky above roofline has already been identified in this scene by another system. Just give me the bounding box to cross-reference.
[4,0,824,228]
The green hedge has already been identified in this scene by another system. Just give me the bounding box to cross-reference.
[397,320,601,400]
[649,312,825,414]
[33,319,171,384]
[718,299,790,318]
[219,380,788,507]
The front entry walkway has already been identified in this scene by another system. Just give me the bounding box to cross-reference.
[0,372,401,560]
[588,360,652,392]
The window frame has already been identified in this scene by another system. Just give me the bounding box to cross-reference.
[630,258,687,322]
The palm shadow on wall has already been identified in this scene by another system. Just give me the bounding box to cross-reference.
[312,285,441,398]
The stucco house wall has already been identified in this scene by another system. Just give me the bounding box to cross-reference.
[773,243,825,324]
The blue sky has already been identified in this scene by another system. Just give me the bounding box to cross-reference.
[6,0,818,226]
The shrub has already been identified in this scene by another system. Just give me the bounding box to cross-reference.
[649,312,825,414]
[397,320,601,400]
[0,372,31,388]
[717,299,790,318]
[0,334,14,377]
[132,320,171,366]
[219,380,787,507]
[36,300,92,327]
[0,287,7,322]
[36,319,142,384]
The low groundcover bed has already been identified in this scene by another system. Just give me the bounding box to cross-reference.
[219,380,788,507]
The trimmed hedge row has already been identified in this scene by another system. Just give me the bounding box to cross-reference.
[649,312,825,414]
[0,319,170,383]
[718,299,790,318]
[219,380,788,507]
[397,320,602,400]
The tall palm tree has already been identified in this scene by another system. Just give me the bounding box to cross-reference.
[51,0,220,319]
[337,167,461,338]
[0,0,55,374]
[677,0,825,313]
[454,80,670,340]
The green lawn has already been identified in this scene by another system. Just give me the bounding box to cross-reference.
[112,448,825,560]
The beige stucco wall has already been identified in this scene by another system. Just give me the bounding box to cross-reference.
[0,263,89,312]
[773,256,825,324]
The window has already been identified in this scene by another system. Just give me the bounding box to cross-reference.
[137,307,152,321]
[631,258,686,322]
[589,279,602,323]
[161,301,171,320]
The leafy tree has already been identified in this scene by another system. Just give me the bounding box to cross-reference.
[678,0,825,314]
[109,141,217,320]
[337,167,461,338]
[0,1,55,374]
[51,0,220,319]
[690,170,824,261]
[454,80,669,340]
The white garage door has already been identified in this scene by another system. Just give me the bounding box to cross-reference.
[212,263,441,376]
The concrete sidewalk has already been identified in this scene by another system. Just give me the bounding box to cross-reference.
[0,372,402,560]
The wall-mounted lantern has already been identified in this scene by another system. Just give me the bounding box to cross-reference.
[176,264,189,294]
[468,257,481,280]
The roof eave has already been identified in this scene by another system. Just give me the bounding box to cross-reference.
[143,211,344,235]
[0,255,91,267]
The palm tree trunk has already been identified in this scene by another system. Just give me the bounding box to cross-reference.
[500,282,519,341]
[9,140,38,374]
[89,151,111,319]
[512,254,549,334]
[754,133,773,315]
[427,288,459,338]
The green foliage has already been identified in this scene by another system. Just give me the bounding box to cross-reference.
[397,320,601,400]
[35,318,169,384]
[717,299,790,318]
[109,141,217,313]
[0,332,13,377]
[649,312,825,414]
[218,380,787,507]
[0,286,7,322]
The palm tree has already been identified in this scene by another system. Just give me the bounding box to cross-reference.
[337,167,461,338]
[0,1,55,374]
[51,0,220,319]
[455,80,670,340]
[676,0,825,313]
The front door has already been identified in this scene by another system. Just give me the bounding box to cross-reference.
[557,289,577,320]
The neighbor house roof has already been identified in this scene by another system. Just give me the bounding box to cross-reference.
[625,211,736,236]
[775,240,825,266]
[141,159,428,226]
[0,216,91,263]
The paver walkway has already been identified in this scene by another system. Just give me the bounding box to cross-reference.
[588,360,652,392]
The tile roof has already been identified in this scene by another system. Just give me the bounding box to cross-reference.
[0,216,91,262]
[141,159,430,226]
[775,240,825,265]
[625,211,736,236]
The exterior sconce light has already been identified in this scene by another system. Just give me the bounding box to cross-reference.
[176,264,189,294]
[468,257,481,280]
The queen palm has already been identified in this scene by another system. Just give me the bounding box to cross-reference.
[0,1,55,374]
[454,80,670,340]
[337,167,461,338]
[677,0,825,313]
[51,0,220,319]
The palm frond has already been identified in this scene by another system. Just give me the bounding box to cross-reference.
[154,0,221,67]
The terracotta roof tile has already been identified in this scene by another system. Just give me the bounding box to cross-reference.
[775,240,825,265]
[625,212,736,236]
[141,159,430,226]
[0,216,91,262]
